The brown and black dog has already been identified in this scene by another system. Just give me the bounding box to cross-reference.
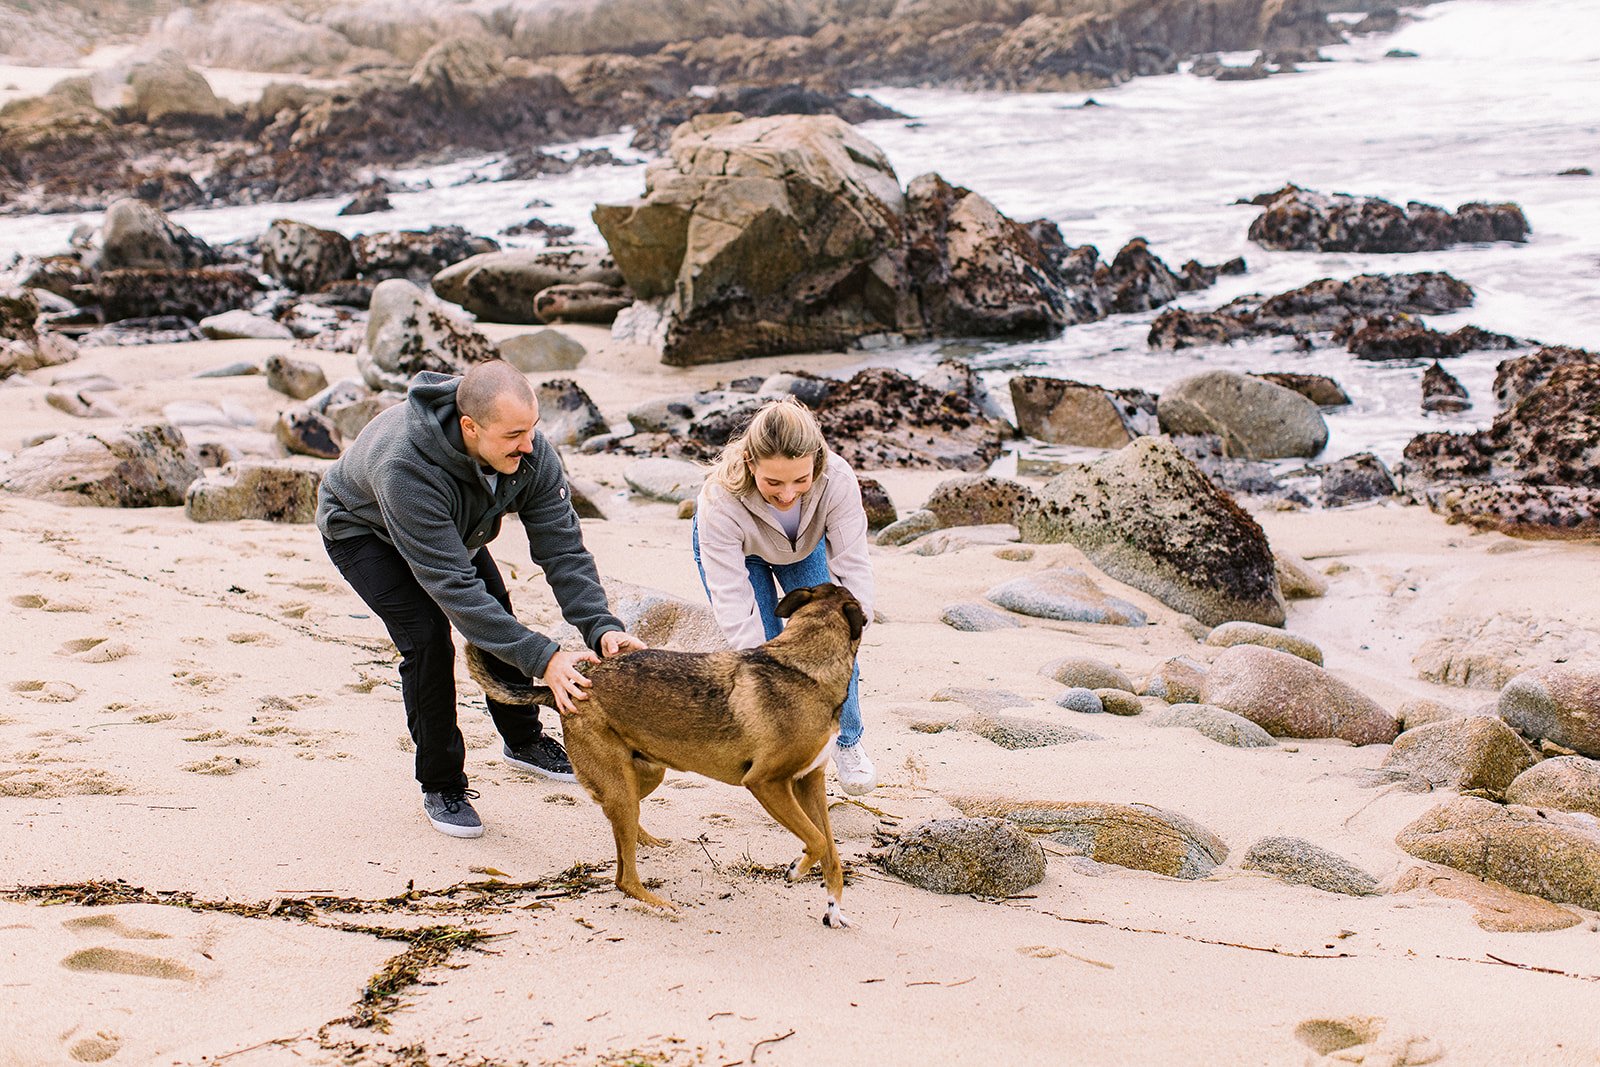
[470,583,866,927]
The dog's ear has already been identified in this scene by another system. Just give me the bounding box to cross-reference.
[775,586,817,619]
[842,598,866,642]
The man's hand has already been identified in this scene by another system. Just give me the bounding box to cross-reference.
[600,631,647,657]
[541,648,599,715]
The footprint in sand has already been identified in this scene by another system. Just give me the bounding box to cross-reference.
[180,755,259,776]
[703,813,737,827]
[280,602,311,620]
[1295,1017,1444,1065]
[10,680,84,703]
[60,947,195,981]
[56,638,136,663]
[10,593,91,613]
[226,631,276,646]
[170,669,237,694]
[66,1030,123,1063]
[63,915,169,940]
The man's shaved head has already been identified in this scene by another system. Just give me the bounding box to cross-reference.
[457,360,535,425]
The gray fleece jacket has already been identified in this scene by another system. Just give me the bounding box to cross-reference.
[316,371,621,680]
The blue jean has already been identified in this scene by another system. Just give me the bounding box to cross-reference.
[692,518,864,747]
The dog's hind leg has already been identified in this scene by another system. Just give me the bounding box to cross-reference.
[567,728,674,910]
[793,767,850,929]
[746,778,850,929]
[634,757,670,848]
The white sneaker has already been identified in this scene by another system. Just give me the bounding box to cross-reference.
[832,740,877,795]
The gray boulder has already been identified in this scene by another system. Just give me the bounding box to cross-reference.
[957,714,1101,749]
[1499,664,1600,758]
[1016,436,1286,627]
[875,508,939,546]
[1,288,78,379]
[184,461,323,523]
[1505,757,1600,818]
[535,379,607,448]
[1054,688,1105,714]
[1009,376,1153,448]
[100,198,215,271]
[954,797,1228,880]
[1382,716,1537,794]
[432,247,623,324]
[260,219,357,293]
[1039,657,1134,692]
[127,52,226,123]
[1203,644,1399,745]
[941,602,1022,632]
[1141,656,1209,704]
[986,567,1147,626]
[1157,370,1329,459]
[1396,796,1600,911]
[198,310,294,341]
[624,458,705,503]
[0,423,200,506]
[499,329,587,372]
[361,279,497,392]
[1149,704,1277,748]
[1204,620,1323,665]
[883,818,1047,897]
[265,355,329,401]
[1241,836,1377,895]
[923,474,1036,529]
[1320,452,1398,507]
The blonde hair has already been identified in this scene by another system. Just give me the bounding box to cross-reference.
[710,395,828,496]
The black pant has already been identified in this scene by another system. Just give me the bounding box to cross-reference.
[324,535,542,793]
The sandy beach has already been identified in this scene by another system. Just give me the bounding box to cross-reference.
[2,329,1598,1067]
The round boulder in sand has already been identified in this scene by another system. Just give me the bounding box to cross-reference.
[1498,664,1600,758]
[941,602,1022,632]
[185,461,323,523]
[1505,756,1600,819]
[1396,796,1600,911]
[1157,370,1329,459]
[1040,656,1134,692]
[1202,644,1399,745]
[953,797,1228,880]
[1149,704,1276,748]
[624,458,705,503]
[1242,836,1377,896]
[1381,716,1536,794]
[884,818,1046,896]
[1204,620,1323,666]
[986,567,1147,627]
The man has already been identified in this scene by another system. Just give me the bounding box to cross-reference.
[317,360,643,838]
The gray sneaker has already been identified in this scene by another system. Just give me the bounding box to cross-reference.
[503,736,577,782]
[423,789,483,838]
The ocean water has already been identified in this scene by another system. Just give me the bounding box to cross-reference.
[3,0,1597,466]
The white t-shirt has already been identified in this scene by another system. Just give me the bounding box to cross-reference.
[768,501,802,542]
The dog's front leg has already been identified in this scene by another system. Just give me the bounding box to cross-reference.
[748,776,851,929]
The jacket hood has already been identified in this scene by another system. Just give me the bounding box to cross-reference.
[405,371,481,482]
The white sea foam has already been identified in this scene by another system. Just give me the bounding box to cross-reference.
[1,0,1596,465]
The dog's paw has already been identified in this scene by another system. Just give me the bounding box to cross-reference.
[822,901,853,929]
[638,829,671,848]
[786,857,815,882]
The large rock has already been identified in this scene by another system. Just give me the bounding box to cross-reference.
[99,198,216,271]
[1016,436,1286,627]
[184,461,323,523]
[198,309,294,341]
[1148,703,1277,748]
[1505,757,1600,819]
[1157,370,1328,459]
[1248,187,1529,253]
[431,247,624,324]
[1204,620,1323,665]
[623,458,705,503]
[596,114,908,365]
[922,474,1036,528]
[360,279,498,392]
[815,367,1007,472]
[352,226,499,285]
[95,266,263,323]
[1202,645,1399,745]
[1396,797,1600,911]
[265,355,329,401]
[499,330,587,372]
[0,423,200,506]
[952,797,1228,880]
[1009,376,1152,448]
[533,282,633,324]
[535,379,608,448]
[1381,717,1537,793]
[261,219,357,293]
[985,568,1147,627]
[127,53,227,124]
[882,818,1046,896]
[0,289,78,379]
[1390,866,1582,934]
[1498,664,1600,758]
[1241,836,1377,895]
[1319,452,1397,507]
[1141,655,1209,705]
[1040,657,1134,693]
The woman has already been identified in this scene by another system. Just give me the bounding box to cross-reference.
[692,395,878,794]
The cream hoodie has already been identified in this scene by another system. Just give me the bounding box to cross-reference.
[695,449,876,650]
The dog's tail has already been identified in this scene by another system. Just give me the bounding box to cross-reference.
[465,645,558,708]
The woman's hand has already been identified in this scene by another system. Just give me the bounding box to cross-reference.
[600,631,647,657]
